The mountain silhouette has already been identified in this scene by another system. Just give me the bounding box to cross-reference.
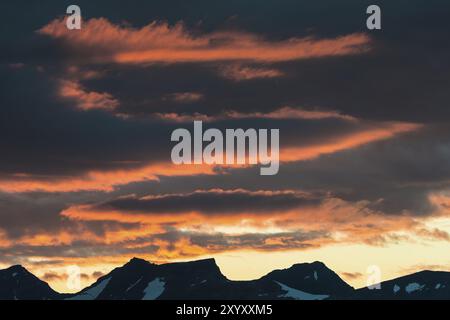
[1,258,449,300]
[0,265,62,300]
[66,258,352,300]
[356,270,450,300]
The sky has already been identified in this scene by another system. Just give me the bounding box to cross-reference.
[1,0,450,293]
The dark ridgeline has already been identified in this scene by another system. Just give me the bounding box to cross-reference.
[65,258,352,300]
[356,270,450,300]
[0,265,61,300]
[0,258,449,300]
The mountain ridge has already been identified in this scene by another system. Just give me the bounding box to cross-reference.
[1,257,449,300]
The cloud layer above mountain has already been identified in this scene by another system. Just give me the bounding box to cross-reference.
[1,0,450,291]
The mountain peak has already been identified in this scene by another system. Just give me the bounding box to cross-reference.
[189,258,217,266]
[164,258,220,271]
[119,257,155,273]
[263,260,354,297]
[2,258,450,300]
[0,264,61,300]
[129,257,150,264]
[161,258,224,281]
[5,264,28,274]
[290,261,327,269]
[162,257,218,268]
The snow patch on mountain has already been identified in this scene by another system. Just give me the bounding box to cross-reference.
[405,283,424,294]
[142,277,165,300]
[274,281,329,300]
[67,278,111,300]
[126,277,143,292]
[393,284,400,293]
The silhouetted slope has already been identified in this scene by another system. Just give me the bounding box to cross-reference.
[3,259,450,300]
[262,261,354,298]
[66,258,351,300]
[0,265,61,300]
[356,270,450,300]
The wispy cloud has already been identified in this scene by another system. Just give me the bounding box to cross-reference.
[58,79,119,111]
[220,64,284,81]
[39,18,371,65]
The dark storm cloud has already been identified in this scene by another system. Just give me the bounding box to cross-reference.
[0,191,142,239]
[0,62,400,182]
[0,0,441,216]
[0,58,406,248]
[0,227,327,267]
[140,124,450,216]
[0,241,160,266]
[78,35,450,123]
[0,65,172,177]
[94,189,322,216]
[1,0,446,123]
[98,227,329,253]
[187,229,328,250]
[0,192,67,237]
[253,124,450,216]
[0,0,449,266]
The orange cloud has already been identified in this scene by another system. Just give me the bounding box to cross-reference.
[60,189,318,224]
[220,64,284,81]
[39,18,371,65]
[0,163,216,193]
[415,228,450,241]
[280,122,421,163]
[58,188,419,243]
[0,121,420,193]
[164,92,204,103]
[3,188,449,295]
[154,107,358,122]
[429,192,450,215]
[59,79,119,111]
[5,198,426,258]
[224,106,358,121]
